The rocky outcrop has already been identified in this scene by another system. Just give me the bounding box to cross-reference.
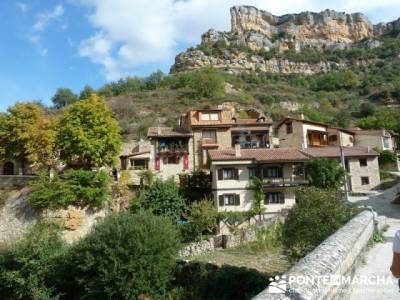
[171,6,399,74]
[172,49,365,74]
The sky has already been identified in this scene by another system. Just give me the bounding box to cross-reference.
[1,0,400,111]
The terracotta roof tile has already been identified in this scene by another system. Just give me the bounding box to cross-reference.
[302,146,378,158]
[209,148,309,162]
[147,127,192,138]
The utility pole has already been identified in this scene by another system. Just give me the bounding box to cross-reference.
[340,146,349,201]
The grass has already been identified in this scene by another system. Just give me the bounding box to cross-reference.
[188,223,293,276]
[0,188,17,209]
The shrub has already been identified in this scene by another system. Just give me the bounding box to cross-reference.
[29,170,111,209]
[183,199,218,241]
[173,261,268,300]
[187,68,225,99]
[378,150,398,166]
[180,170,212,203]
[283,187,355,259]
[0,221,65,300]
[359,102,376,117]
[304,158,345,189]
[133,179,186,221]
[62,211,181,299]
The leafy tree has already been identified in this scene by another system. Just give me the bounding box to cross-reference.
[304,158,345,189]
[57,94,121,168]
[358,108,400,133]
[359,102,376,117]
[134,179,186,221]
[188,68,225,98]
[378,150,398,166]
[79,85,95,100]
[180,169,212,203]
[145,70,165,90]
[0,102,57,169]
[62,211,180,299]
[332,110,351,128]
[185,199,218,240]
[51,88,78,109]
[283,187,355,258]
[29,170,111,209]
[251,176,265,220]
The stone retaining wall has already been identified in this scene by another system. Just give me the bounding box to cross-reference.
[0,175,34,188]
[253,210,375,300]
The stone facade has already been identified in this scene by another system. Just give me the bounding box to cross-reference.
[347,157,381,192]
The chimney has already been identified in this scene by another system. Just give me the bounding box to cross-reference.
[367,146,371,153]
[235,144,241,158]
[300,113,305,120]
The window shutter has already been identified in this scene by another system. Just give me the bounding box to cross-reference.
[219,195,224,206]
[234,194,240,206]
[218,169,223,180]
[280,193,285,204]
[278,167,283,178]
[255,168,260,178]
[234,168,239,180]
[264,194,269,205]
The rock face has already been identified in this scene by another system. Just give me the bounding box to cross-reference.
[171,6,399,74]
[230,6,373,51]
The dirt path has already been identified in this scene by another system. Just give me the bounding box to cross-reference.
[348,182,400,300]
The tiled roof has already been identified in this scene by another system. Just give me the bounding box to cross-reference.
[276,117,329,129]
[234,118,273,125]
[147,127,192,138]
[209,148,310,162]
[231,126,270,132]
[303,146,378,158]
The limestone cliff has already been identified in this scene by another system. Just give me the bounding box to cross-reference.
[171,6,399,74]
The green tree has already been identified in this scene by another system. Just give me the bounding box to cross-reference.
[187,199,218,238]
[283,187,355,258]
[57,94,121,168]
[378,150,398,166]
[79,85,95,100]
[0,102,57,169]
[51,88,78,109]
[358,108,400,133]
[251,176,265,220]
[305,158,345,189]
[63,211,180,299]
[134,179,186,221]
[145,70,165,90]
[359,102,376,117]
[188,68,225,98]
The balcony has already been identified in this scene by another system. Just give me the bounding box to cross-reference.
[157,145,188,154]
[262,177,308,187]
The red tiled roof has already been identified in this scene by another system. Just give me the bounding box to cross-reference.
[303,146,378,158]
[209,148,310,162]
[147,127,192,138]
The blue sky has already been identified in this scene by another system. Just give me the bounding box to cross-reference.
[1,0,399,111]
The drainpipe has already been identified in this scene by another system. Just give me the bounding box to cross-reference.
[340,146,350,202]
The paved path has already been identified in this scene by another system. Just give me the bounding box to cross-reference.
[348,182,400,300]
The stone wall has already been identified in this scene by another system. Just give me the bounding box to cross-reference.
[253,210,375,300]
[0,175,35,188]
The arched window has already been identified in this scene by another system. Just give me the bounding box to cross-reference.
[3,161,15,175]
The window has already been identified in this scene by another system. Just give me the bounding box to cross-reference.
[383,137,390,149]
[130,159,148,170]
[329,135,338,143]
[361,177,370,185]
[359,159,368,167]
[218,194,240,206]
[217,168,239,180]
[202,130,217,143]
[248,167,257,179]
[349,136,354,143]
[163,156,179,164]
[201,112,219,121]
[263,167,283,178]
[265,192,285,204]
[286,122,293,134]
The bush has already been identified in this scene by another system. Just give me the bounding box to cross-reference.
[283,187,355,259]
[182,199,218,242]
[133,179,186,221]
[378,150,398,166]
[187,68,226,98]
[173,261,268,300]
[61,211,181,299]
[180,169,212,203]
[304,158,345,189]
[0,221,65,300]
[29,170,111,209]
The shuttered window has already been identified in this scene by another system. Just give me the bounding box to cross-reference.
[217,168,239,180]
[264,192,285,204]
[218,194,240,206]
[263,167,283,178]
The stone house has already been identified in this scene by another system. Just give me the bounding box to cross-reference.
[209,147,309,214]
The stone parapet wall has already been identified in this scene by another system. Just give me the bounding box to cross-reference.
[253,210,375,299]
